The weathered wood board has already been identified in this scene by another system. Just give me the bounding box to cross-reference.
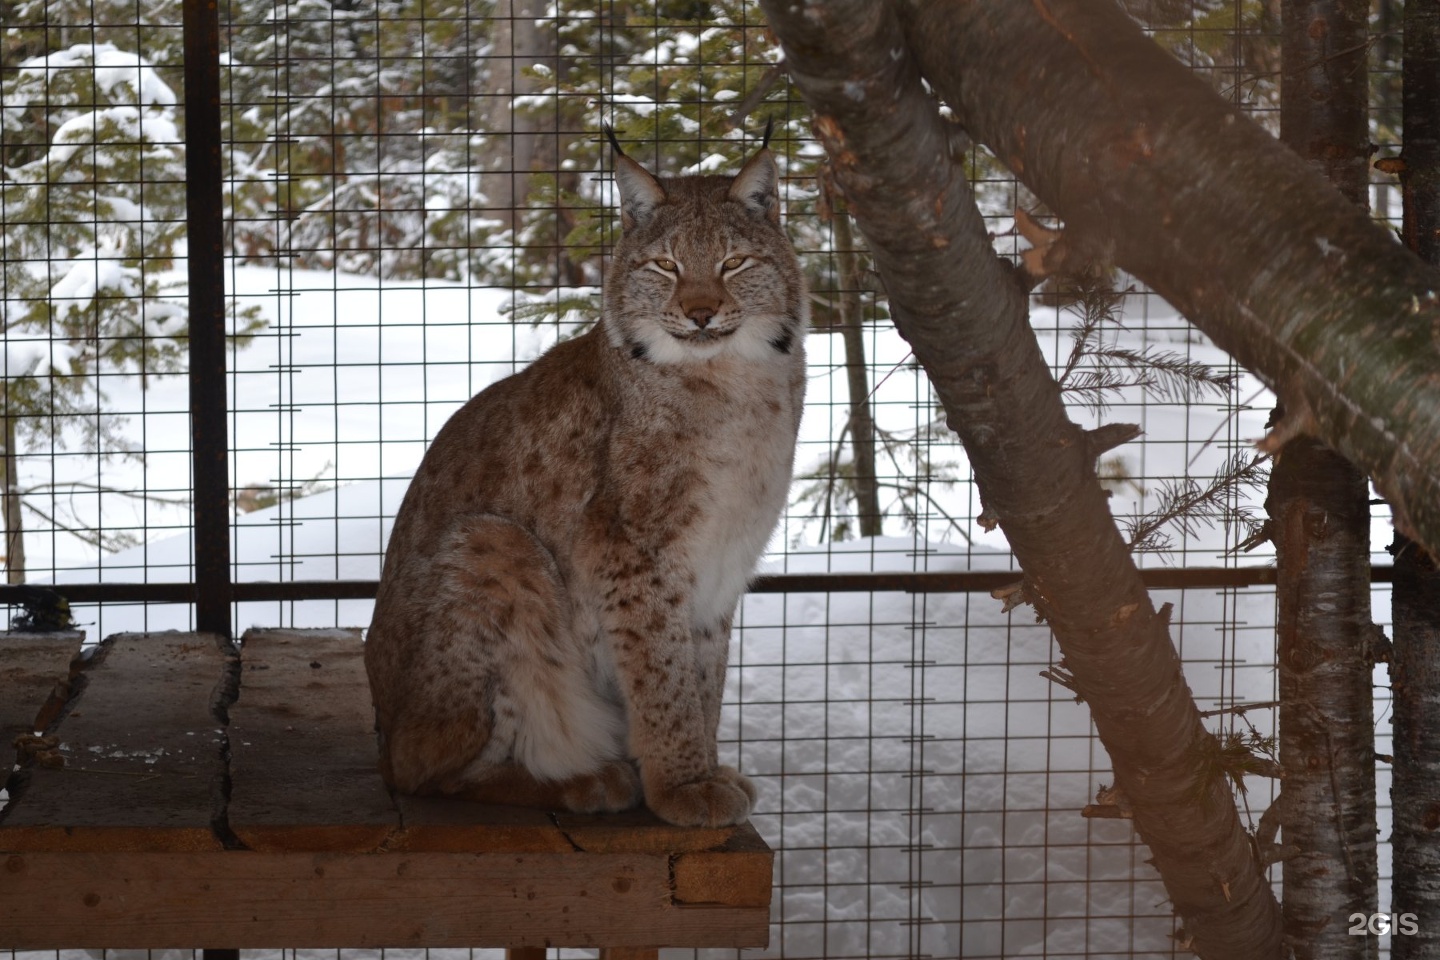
[0,632,231,852]
[0,628,774,949]
[227,627,397,851]
[392,794,576,853]
[0,849,767,948]
[0,630,84,763]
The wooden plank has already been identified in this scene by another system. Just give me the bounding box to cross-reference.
[0,631,84,763]
[227,628,398,852]
[552,807,739,854]
[391,796,574,853]
[0,850,770,949]
[0,628,774,950]
[0,633,231,852]
[672,822,773,907]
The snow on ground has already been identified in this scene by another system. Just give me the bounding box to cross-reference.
[21,267,556,580]
[731,538,1281,958]
[10,266,1379,957]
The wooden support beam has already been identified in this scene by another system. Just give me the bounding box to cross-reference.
[0,848,765,948]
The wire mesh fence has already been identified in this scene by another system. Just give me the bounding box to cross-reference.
[0,0,1410,957]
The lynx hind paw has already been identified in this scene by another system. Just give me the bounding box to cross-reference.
[646,772,755,827]
[559,759,644,814]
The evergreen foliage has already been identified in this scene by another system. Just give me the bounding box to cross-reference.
[0,0,1268,566]
[1,0,262,572]
[1,35,190,443]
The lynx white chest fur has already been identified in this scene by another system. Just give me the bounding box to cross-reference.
[364,134,807,827]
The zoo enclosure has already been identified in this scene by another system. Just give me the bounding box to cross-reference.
[0,1,1408,957]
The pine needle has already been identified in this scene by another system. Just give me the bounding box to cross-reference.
[1054,276,1238,414]
[1120,451,1269,555]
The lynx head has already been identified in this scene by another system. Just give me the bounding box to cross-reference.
[602,129,808,365]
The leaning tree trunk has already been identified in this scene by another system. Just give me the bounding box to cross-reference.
[894,0,1440,562]
[759,1,1284,956]
[1270,2,1379,957]
[1390,0,1440,952]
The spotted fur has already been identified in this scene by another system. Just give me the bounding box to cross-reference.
[364,141,808,827]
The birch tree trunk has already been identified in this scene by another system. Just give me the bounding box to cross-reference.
[1271,3,1379,956]
[895,0,1440,562]
[1390,0,1440,952]
[759,1,1284,955]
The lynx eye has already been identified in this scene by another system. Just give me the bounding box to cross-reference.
[653,258,678,272]
[722,256,746,271]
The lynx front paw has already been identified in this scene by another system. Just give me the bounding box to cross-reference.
[645,769,754,827]
[715,764,757,805]
[559,760,644,814]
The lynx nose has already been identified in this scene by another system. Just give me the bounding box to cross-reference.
[685,304,718,329]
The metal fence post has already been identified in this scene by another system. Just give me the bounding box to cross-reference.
[183,0,232,637]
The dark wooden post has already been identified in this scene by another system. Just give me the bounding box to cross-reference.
[183,0,233,637]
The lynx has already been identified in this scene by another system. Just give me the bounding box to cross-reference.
[363,131,808,827]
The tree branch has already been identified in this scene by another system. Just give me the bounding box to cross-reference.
[897,0,1440,559]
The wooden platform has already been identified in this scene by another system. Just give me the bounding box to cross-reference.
[0,628,772,951]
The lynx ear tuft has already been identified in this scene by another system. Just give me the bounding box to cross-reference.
[611,142,667,231]
[603,122,627,158]
[728,148,780,223]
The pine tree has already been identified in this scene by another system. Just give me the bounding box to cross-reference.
[1,18,186,577]
[1,0,261,576]
[225,0,433,274]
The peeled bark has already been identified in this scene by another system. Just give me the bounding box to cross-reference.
[1390,0,1440,953]
[1400,0,1440,267]
[1390,542,1440,960]
[1271,442,1377,958]
[896,0,1440,561]
[1271,3,1379,956]
[759,1,1283,956]
[1281,0,1371,200]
